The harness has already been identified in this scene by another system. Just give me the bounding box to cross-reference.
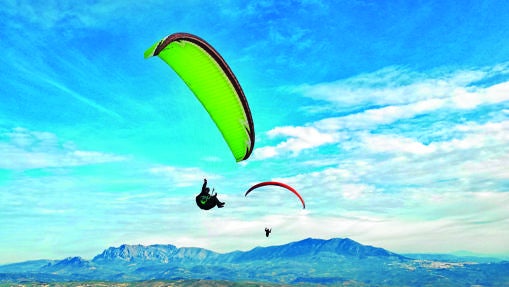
[200,195,210,205]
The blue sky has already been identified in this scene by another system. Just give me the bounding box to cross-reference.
[1,0,508,264]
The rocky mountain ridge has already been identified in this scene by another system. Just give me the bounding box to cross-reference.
[1,237,508,286]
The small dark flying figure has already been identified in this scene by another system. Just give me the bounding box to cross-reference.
[196,178,225,210]
[265,227,272,237]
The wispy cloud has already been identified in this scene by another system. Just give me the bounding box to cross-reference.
[149,165,222,187]
[1,0,157,30]
[296,65,509,118]
[0,127,125,170]
[42,77,124,120]
[5,48,124,121]
[315,98,446,131]
[292,66,489,106]
[253,126,339,160]
[255,64,509,159]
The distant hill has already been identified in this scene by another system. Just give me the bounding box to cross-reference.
[1,237,508,286]
[228,237,407,262]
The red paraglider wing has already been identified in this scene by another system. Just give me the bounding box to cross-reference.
[245,181,305,209]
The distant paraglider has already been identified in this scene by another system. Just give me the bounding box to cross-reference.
[245,181,305,209]
[144,32,255,162]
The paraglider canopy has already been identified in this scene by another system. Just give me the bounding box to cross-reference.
[144,32,255,162]
[245,181,305,209]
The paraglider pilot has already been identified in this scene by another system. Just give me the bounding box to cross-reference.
[196,178,225,210]
[265,227,272,237]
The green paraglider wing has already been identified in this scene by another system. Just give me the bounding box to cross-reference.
[144,33,255,162]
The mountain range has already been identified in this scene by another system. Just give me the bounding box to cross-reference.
[1,237,508,286]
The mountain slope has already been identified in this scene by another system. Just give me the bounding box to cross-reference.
[229,237,406,262]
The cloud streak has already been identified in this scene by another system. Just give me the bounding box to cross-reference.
[149,165,222,187]
[0,127,125,170]
[293,63,509,106]
[255,64,509,159]
[253,126,339,160]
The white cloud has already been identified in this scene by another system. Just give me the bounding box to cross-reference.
[253,126,339,160]
[434,120,509,152]
[361,133,436,155]
[252,98,444,160]
[356,120,509,156]
[344,121,508,192]
[0,127,125,170]
[292,65,505,108]
[315,98,446,132]
[256,64,509,160]
[149,166,222,187]
[252,146,278,160]
[452,81,509,109]
[255,116,509,220]
[340,183,376,200]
